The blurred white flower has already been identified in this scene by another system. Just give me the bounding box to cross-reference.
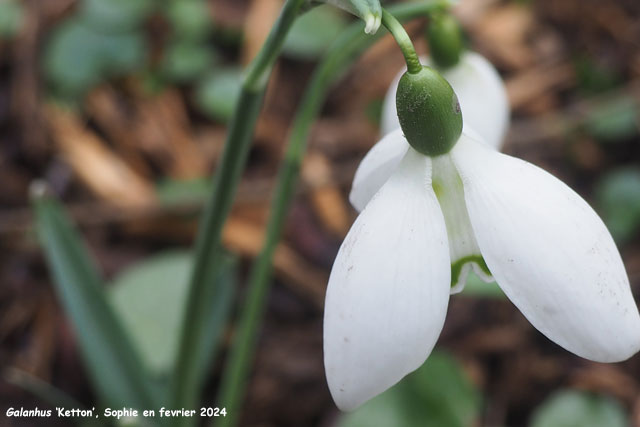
[324,130,640,411]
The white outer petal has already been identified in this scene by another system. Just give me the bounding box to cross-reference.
[349,128,408,212]
[451,136,640,362]
[381,52,509,150]
[324,148,451,411]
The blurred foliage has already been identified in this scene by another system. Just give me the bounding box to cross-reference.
[161,41,219,83]
[596,167,640,243]
[338,350,481,427]
[109,250,237,379]
[282,5,349,60]
[195,68,243,123]
[166,0,213,41]
[585,96,639,143]
[530,390,627,427]
[0,0,24,39]
[79,0,154,32]
[109,250,194,376]
[574,56,621,94]
[44,18,146,98]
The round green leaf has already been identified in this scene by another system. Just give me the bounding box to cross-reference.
[44,19,146,97]
[108,251,193,375]
[0,0,24,39]
[530,390,627,427]
[165,0,213,41]
[80,0,154,32]
[194,67,242,123]
[338,350,480,427]
[595,167,640,243]
[161,41,218,83]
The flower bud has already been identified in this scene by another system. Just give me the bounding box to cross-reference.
[427,13,463,69]
[396,66,463,156]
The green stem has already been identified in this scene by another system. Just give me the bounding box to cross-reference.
[170,0,306,419]
[381,8,422,74]
[214,3,449,426]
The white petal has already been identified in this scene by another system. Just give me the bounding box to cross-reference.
[451,135,640,362]
[349,128,408,212]
[325,148,451,411]
[381,52,509,150]
[431,154,494,294]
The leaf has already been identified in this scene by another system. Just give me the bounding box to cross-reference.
[165,0,213,41]
[574,56,620,94]
[282,5,349,60]
[79,0,154,32]
[407,351,481,427]
[0,0,24,39]
[194,68,243,123]
[595,167,640,243]
[108,250,236,378]
[32,193,159,410]
[585,97,639,143]
[338,350,481,427]
[44,18,146,97]
[530,390,627,427]
[161,41,218,83]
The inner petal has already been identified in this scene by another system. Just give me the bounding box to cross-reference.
[431,154,494,293]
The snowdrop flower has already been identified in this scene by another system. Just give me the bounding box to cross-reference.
[355,16,508,212]
[324,65,640,411]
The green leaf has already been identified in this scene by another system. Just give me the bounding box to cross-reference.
[194,68,243,123]
[156,177,211,205]
[407,351,481,427]
[282,5,349,60]
[595,167,640,243]
[530,390,627,427]
[585,97,639,143]
[108,250,236,380]
[108,251,193,376]
[161,41,218,83]
[79,0,154,32]
[338,390,406,427]
[165,0,213,41]
[44,19,146,97]
[338,350,481,427]
[4,368,86,411]
[0,0,24,39]
[574,56,620,94]
[32,193,159,410]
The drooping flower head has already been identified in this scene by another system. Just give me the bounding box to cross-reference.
[381,12,509,151]
[324,58,640,411]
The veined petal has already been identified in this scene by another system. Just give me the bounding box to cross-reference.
[381,52,509,150]
[349,128,408,212]
[452,135,640,362]
[431,153,494,294]
[325,148,451,411]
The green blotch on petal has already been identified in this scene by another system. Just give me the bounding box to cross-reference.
[451,255,490,288]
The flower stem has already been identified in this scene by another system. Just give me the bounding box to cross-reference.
[213,3,449,427]
[381,8,422,74]
[169,0,306,420]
